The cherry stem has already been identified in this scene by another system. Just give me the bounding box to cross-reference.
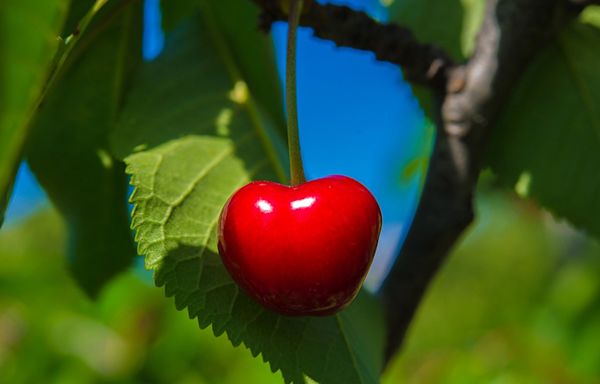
[286,0,306,186]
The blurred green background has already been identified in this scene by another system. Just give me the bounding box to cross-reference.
[2,180,600,383]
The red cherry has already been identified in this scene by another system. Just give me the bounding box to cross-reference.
[217,175,382,316]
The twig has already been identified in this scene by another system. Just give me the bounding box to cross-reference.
[251,0,454,89]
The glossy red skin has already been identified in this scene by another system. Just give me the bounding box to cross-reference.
[217,175,382,316]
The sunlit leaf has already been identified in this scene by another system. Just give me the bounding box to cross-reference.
[160,0,288,142]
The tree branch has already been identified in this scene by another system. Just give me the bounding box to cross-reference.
[251,0,454,89]
[379,0,575,364]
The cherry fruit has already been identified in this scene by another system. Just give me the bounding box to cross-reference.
[218,175,381,316]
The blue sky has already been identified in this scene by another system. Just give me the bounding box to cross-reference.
[4,0,431,291]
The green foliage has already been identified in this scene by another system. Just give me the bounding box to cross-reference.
[0,209,285,384]
[111,9,384,384]
[390,0,464,61]
[389,0,486,62]
[383,190,600,383]
[160,0,289,154]
[161,0,289,161]
[399,119,435,192]
[25,1,141,296]
[486,9,600,240]
[388,0,483,117]
[391,0,600,244]
[205,0,287,140]
[0,0,70,225]
[4,188,600,383]
[161,0,286,132]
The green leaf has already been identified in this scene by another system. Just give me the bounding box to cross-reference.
[0,0,70,225]
[389,0,464,61]
[388,0,485,117]
[112,14,384,384]
[398,120,435,191]
[389,0,486,59]
[206,0,287,140]
[161,0,200,32]
[486,11,600,240]
[161,0,288,143]
[25,1,141,296]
